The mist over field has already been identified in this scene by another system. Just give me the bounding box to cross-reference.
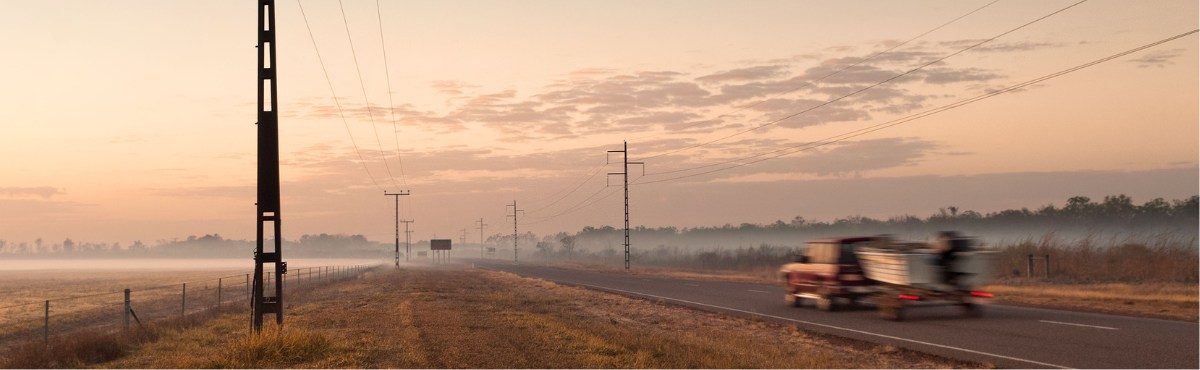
[2,194,1194,268]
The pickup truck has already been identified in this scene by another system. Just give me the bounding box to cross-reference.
[778,236,879,311]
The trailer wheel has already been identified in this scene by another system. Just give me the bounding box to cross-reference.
[816,296,835,312]
[960,302,981,318]
[878,298,903,321]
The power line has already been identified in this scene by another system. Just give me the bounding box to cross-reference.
[338,0,401,191]
[376,0,410,190]
[635,0,1088,162]
[631,0,1000,145]
[525,159,608,213]
[296,0,385,191]
[521,185,620,225]
[632,28,1200,186]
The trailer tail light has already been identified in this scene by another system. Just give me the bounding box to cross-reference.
[969,291,993,298]
[898,294,921,301]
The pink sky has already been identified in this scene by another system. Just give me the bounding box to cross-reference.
[1,0,1196,246]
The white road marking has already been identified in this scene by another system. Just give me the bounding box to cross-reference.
[476,264,1072,369]
[747,289,770,293]
[1039,320,1118,330]
[683,283,700,287]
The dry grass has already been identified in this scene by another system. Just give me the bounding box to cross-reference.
[982,280,1198,321]
[101,267,984,368]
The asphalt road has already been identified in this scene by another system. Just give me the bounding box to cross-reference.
[471,260,1198,369]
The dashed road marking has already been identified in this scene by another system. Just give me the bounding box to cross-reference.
[1039,320,1118,330]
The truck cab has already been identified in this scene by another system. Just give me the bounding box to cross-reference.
[780,236,878,311]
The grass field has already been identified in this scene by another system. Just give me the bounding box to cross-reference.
[1,266,987,368]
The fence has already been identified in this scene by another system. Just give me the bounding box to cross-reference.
[0,264,378,353]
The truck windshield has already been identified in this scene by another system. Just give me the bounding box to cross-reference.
[839,242,860,264]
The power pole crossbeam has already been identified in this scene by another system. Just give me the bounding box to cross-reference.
[384,191,410,268]
[607,141,644,270]
[254,0,285,333]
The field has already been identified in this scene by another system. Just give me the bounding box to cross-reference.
[2,266,983,368]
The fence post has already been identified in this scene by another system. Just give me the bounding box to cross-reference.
[43,300,49,345]
[1044,254,1051,278]
[181,283,187,319]
[124,289,131,331]
[218,278,223,308]
[1026,254,1034,277]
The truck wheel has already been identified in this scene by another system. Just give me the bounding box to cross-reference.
[816,296,835,312]
[792,295,804,308]
[960,302,981,318]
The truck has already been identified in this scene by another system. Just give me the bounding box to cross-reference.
[780,232,996,320]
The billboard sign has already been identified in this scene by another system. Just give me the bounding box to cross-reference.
[431,239,452,250]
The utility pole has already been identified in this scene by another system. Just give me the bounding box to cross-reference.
[475,218,487,258]
[608,141,644,270]
[506,201,524,262]
[384,190,410,268]
[460,229,467,250]
[253,0,286,332]
[400,220,414,262]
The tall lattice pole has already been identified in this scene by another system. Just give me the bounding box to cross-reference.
[507,201,523,262]
[608,141,644,270]
[254,0,286,332]
[384,191,410,268]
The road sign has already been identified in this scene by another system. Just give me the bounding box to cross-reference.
[431,239,452,251]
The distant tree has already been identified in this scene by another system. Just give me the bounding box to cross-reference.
[62,238,75,253]
[559,235,577,258]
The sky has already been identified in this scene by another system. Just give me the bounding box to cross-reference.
[0,0,1197,247]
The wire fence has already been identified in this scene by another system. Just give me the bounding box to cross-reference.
[0,264,379,353]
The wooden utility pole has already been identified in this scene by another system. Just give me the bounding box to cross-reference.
[384,191,410,268]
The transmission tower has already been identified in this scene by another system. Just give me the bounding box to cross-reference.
[506,201,524,262]
[608,141,644,270]
[384,191,410,268]
[475,218,487,258]
[253,0,286,332]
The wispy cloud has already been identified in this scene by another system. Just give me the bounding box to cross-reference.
[0,186,64,199]
[1126,48,1186,68]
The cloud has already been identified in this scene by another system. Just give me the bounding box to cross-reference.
[696,65,790,84]
[283,36,1013,147]
[1126,48,1186,68]
[645,137,943,184]
[938,40,1069,53]
[429,80,480,95]
[1,186,64,199]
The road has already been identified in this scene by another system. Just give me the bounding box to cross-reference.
[472,260,1198,369]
